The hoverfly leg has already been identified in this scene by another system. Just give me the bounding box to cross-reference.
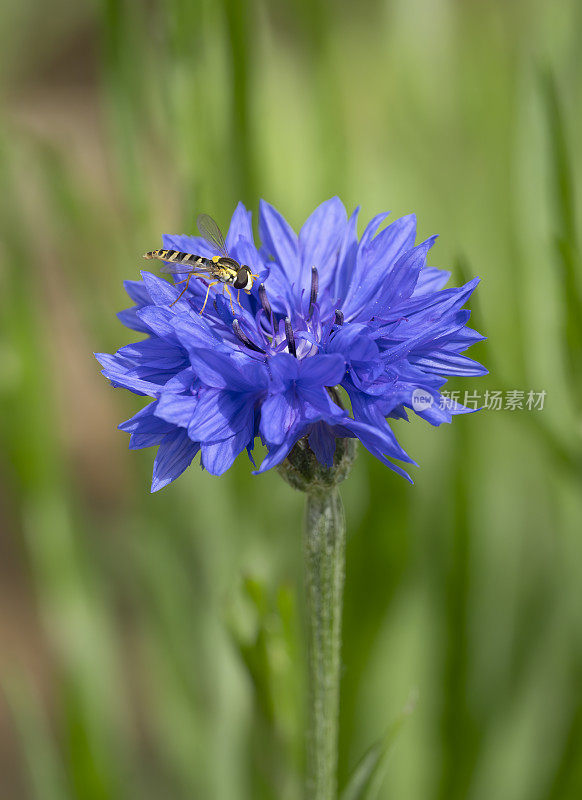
[219,283,236,316]
[200,282,219,315]
[170,272,193,307]
[226,286,236,316]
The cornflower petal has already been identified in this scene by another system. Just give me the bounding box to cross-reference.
[259,200,299,283]
[299,197,347,293]
[225,202,254,251]
[151,430,200,492]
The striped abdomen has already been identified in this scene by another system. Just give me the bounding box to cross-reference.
[143,249,207,267]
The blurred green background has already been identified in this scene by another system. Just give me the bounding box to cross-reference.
[1,0,581,798]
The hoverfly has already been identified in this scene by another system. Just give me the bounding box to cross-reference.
[143,213,257,314]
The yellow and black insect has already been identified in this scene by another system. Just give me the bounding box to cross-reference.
[143,213,257,314]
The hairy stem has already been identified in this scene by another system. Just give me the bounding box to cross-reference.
[304,487,346,800]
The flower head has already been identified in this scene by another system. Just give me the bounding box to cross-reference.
[96,198,486,491]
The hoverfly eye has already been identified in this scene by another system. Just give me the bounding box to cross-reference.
[233,267,251,290]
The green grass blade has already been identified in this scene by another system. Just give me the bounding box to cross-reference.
[540,68,582,400]
[340,693,417,800]
[2,675,71,800]
[223,0,258,207]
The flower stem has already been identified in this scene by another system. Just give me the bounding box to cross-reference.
[304,487,346,800]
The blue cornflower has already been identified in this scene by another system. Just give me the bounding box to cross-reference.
[96,198,486,491]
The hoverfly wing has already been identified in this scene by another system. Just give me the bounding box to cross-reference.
[158,263,200,275]
[196,213,229,257]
